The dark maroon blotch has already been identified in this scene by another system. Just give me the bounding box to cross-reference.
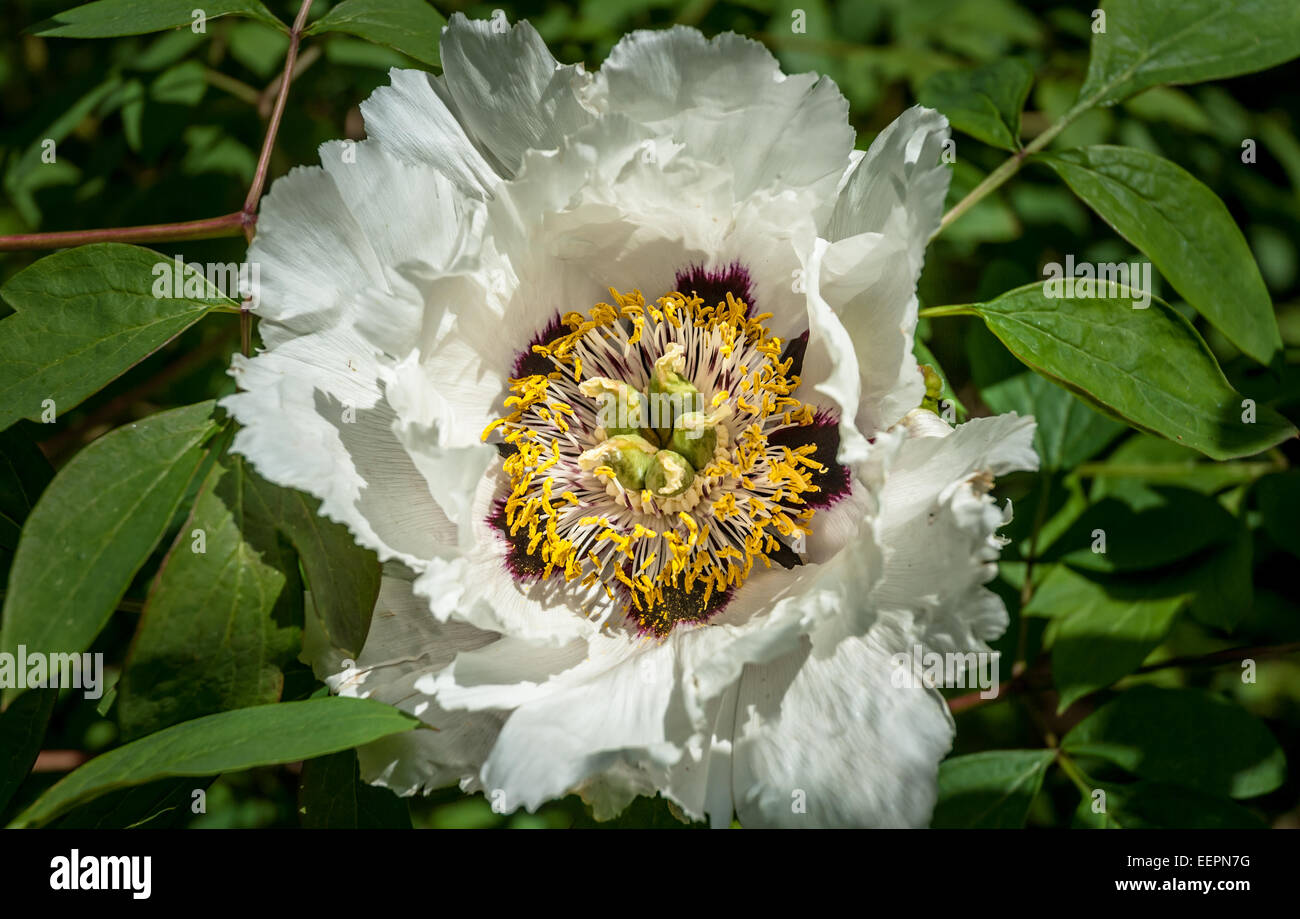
[781,330,809,378]
[512,313,565,379]
[674,261,755,309]
[626,574,735,637]
[487,497,546,582]
[764,538,804,570]
[767,411,851,508]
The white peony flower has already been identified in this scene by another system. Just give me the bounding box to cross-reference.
[223,14,1037,827]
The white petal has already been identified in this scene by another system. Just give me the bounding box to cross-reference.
[599,26,854,203]
[477,634,686,813]
[821,231,927,433]
[317,139,481,285]
[230,135,491,567]
[874,412,1038,657]
[223,359,457,568]
[245,164,383,329]
[382,306,511,450]
[819,107,953,431]
[691,491,886,704]
[438,13,597,175]
[384,353,498,535]
[246,135,482,351]
[327,576,504,795]
[360,68,500,196]
[407,471,601,644]
[429,632,598,712]
[729,623,954,827]
[827,105,951,251]
[799,236,872,461]
[662,677,740,827]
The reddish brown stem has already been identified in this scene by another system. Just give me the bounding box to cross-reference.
[0,213,249,253]
[243,0,314,226]
[238,0,314,356]
[32,750,90,773]
[0,0,317,359]
[948,678,1014,714]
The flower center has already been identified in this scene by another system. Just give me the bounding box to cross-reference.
[482,283,828,635]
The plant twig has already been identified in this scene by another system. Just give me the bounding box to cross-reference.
[239,0,315,356]
[0,0,317,365]
[244,0,315,225]
[32,750,90,773]
[258,44,322,118]
[204,67,260,106]
[932,99,1088,240]
[0,213,248,253]
[1055,749,1095,796]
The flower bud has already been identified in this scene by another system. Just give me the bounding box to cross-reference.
[919,364,944,415]
[578,377,657,444]
[578,434,657,491]
[644,449,696,498]
[646,342,703,444]
[669,411,720,471]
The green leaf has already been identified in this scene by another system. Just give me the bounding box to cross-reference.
[53,778,198,829]
[1041,146,1281,364]
[298,749,411,828]
[8,697,418,828]
[265,488,380,659]
[117,452,303,739]
[1035,482,1251,631]
[1121,87,1213,134]
[30,0,282,37]
[1002,476,1092,564]
[1255,471,1300,559]
[0,403,219,704]
[181,126,257,183]
[0,425,54,577]
[5,76,126,214]
[150,59,207,106]
[1048,489,1236,573]
[0,689,57,818]
[931,750,1055,828]
[1078,781,1268,829]
[1180,533,1253,632]
[1087,433,1278,497]
[1024,565,1186,710]
[304,0,446,68]
[227,21,291,79]
[0,244,233,431]
[1064,687,1285,798]
[1079,0,1300,108]
[117,458,381,737]
[919,59,1033,151]
[968,323,1123,469]
[939,283,1297,460]
[98,78,147,151]
[130,27,207,71]
[323,36,419,70]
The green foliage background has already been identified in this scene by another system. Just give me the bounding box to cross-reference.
[2,0,1299,828]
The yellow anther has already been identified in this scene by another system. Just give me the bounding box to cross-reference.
[481,281,830,633]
